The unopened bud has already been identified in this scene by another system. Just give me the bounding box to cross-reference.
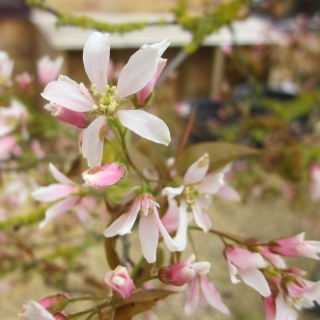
[158,254,211,286]
[38,293,70,313]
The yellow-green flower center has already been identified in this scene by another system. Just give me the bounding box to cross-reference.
[92,84,119,116]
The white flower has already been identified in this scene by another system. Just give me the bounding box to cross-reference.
[41,32,171,168]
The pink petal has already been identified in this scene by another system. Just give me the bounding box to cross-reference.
[263,296,276,320]
[198,172,224,194]
[82,116,107,168]
[200,275,230,314]
[49,163,75,185]
[237,267,271,297]
[139,213,159,263]
[136,58,167,103]
[82,162,126,189]
[161,199,180,234]
[162,185,184,200]
[51,103,90,128]
[117,109,170,145]
[184,153,209,185]
[103,196,141,237]
[83,32,110,92]
[117,39,170,98]
[39,196,79,229]
[41,80,94,112]
[183,277,200,315]
[226,247,268,269]
[192,199,212,232]
[32,184,78,202]
[76,199,94,228]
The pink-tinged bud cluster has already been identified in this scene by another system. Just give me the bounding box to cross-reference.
[183,275,230,315]
[263,273,320,319]
[51,103,90,128]
[38,293,70,313]
[16,72,33,92]
[37,55,64,86]
[104,266,134,299]
[225,247,271,297]
[82,163,126,189]
[158,254,211,286]
[269,232,320,260]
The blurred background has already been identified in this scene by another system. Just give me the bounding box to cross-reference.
[2,0,320,319]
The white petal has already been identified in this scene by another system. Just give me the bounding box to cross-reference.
[216,185,241,201]
[275,292,298,320]
[103,214,131,237]
[154,209,178,252]
[117,40,169,98]
[39,196,79,229]
[19,300,55,320]
[83,32,110,92]
[139,213,159,263]
[49,162,74,185]
[117,110,170,145]
[238,267,271,297]
[32,184,78,202]
[103,196,141,237]
[198,172,224,194]
[173,200,189,251]
[192,199,212,232]
[118,197,141,235]
[41,80,94,112]
[149,38,170,58]
[77,199,94,228]
[82,116,107,168]
[162,185,184,200]
[184,153,209,185]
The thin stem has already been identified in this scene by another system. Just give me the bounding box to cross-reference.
[130,256,145,279]
[189,226,247,245]
[116,125,146,187]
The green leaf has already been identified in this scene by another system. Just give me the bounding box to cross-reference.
[175,142,259,175]
[114,289,176,320]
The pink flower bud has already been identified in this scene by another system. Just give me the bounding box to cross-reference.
[16,74,31,92]
[270,232,320,260]
[158,254,211,286]
[16,72,33,92]
[38,293,70,313]
[104,266,135,299]
[51,103,90,128]
[82,163,126,189]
